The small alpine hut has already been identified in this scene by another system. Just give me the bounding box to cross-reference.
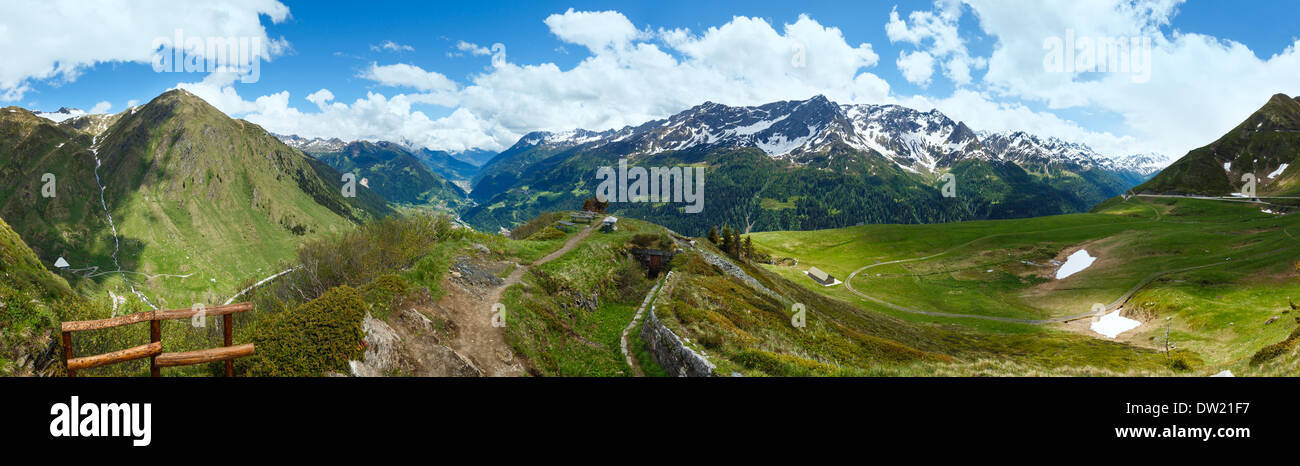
[601,216,618,232]
[806,266,837,286]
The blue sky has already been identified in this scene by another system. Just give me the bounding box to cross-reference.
[4,0,1300,158]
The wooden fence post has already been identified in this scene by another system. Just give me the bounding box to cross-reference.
[150,320,161,377]
[223,314,233,377]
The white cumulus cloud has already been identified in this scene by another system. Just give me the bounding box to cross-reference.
[543,8,646,51]
[897,50,936,86]
[359,63,459,93]
[0,0,290,101]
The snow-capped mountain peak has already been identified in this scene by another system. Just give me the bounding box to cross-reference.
[502,96,1162,177]
[1107,152,1173,176]
[978,130,1106,169]
[274,133,348,153]
[34,107,87,123]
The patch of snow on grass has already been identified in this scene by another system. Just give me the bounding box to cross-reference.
[1055,249,1096,279]
[1223,162,1231,171]
[1268,163,1289,179]
[1091,309,1140,338]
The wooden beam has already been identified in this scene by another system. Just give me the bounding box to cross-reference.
[153,302,253,321]
[62,311,155,333]
[155,344,255,368]
[66,341,163,371]
[61,303,253,333]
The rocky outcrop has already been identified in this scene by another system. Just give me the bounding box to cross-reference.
[349,313,403,377]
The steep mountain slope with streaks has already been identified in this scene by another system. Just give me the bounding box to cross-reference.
[0,89,392,308]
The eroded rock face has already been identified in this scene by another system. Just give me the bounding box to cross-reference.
[349,313,403,377]
[346,309,486,377]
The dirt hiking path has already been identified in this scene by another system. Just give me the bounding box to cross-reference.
[442,223,599,376]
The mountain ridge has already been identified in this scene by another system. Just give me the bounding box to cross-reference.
[1134,93,1300,196]
[0,89,392,307]
[480,96,1166,180]
[466,95,1167,234]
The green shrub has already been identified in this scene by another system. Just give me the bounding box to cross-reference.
[0,285,45,336]
[527,226,566,241]
[244,286,366,377]
[732,349,840,376]
[610,259,647,300]
[1168,353,1194,372]
[255,213,456,312]
[1250,326,1300,366]
[359,274,411,321]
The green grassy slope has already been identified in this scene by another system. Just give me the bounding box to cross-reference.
[0,215,74,375]
[751,197,1300,374]
[488,211,1174,376]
